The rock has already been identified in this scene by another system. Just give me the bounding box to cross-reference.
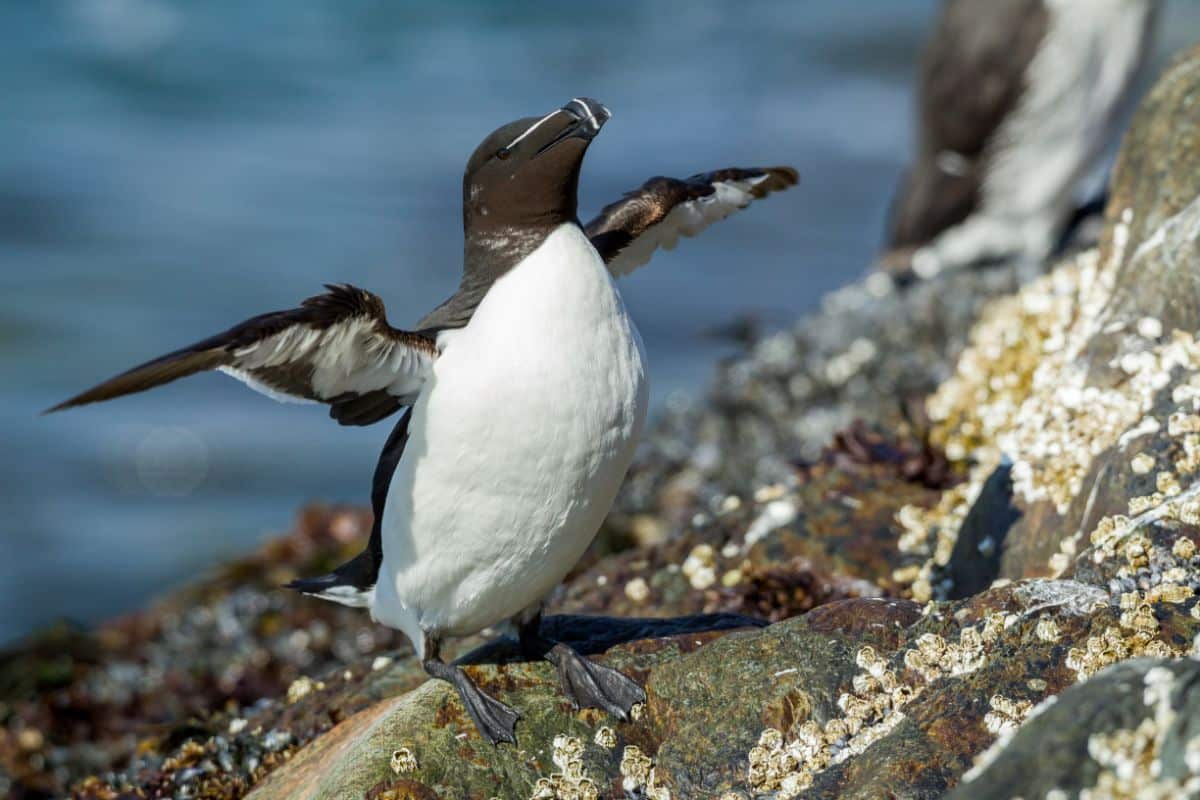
[247,530,1200,799]
[942,461,1020,599]
[249,614,773,800]
[903,43,1200,600]
[951,659,1200,799]
[619,261,1023,520]
[561,422,951,623]
[0,505,416,800]
[1103,44,1200,259]
[1094,42,1200,375]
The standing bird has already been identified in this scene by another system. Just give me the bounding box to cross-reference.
[48,98,797,744]
[881,0,1159,279]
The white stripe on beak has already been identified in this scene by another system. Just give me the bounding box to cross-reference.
[503,109,562,152]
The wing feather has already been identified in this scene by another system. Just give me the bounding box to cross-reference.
[47,284,436,426]
[585,166,798,277]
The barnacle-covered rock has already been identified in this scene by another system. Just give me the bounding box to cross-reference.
[240,573,1200,799]
[897,51,1200,602]
[951,659,1200,799]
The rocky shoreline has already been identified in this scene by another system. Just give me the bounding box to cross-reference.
[8,42,1200,800]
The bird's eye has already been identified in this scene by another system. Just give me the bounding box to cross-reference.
[496,148,511,160]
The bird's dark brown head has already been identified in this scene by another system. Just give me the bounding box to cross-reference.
[462,97,610,233]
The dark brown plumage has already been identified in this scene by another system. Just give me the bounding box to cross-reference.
[585,177,709,259]
[46,284,436,425]
[584,166,798,270]
[887,0,1049,249]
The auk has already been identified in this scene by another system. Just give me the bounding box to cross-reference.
[50,98,797,744]
[883,0,1159,278]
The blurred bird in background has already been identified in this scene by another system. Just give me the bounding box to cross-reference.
[880,0,1160,280]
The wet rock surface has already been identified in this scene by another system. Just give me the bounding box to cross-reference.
[0,506,412,799]
[950,658,1200,799]
[8,40,1200,800]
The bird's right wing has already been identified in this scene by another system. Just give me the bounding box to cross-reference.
[47,284,437,426]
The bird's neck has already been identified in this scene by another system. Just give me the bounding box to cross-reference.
[463,221,570,282]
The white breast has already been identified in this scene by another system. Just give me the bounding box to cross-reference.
[372,224,648,653]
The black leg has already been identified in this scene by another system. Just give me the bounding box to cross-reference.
[517,614,646,720]
[422,634,519,745]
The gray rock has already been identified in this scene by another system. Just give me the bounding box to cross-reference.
[951,659,1200,799]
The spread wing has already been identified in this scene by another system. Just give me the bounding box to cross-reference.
[47,284,437,426]
[584,166,798,277]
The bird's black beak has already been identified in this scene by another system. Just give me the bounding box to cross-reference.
[561,97,611,137]
[535,97,611,156]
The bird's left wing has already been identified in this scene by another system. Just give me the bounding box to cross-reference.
[47,284,436,426]
[584,166,798,277]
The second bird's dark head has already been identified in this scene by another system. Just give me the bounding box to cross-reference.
[462,97,610,232]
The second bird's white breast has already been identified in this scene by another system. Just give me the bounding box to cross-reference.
[373,223,648,646]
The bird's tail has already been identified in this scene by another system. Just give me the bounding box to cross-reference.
[285,551,376,608]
